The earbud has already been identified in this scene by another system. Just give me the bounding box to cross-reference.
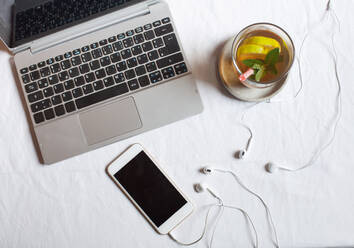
[202,167,213,175]
[265,162,279,174]
[194,183,220,200]
[237,149,247,159]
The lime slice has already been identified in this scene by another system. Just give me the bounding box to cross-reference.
[243,36,281,52]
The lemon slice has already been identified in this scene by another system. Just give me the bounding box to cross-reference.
[237,44,267,56]
[243,36,281,52]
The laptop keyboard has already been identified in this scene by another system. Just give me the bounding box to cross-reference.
[19,18,189,125]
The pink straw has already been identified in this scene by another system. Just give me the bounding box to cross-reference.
[239,68,254,82]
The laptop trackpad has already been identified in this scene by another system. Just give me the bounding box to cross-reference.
[79,97,142,145]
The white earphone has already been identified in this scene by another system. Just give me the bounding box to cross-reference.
[236,124,253,160]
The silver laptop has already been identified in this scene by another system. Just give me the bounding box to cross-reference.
[0,0,203,164]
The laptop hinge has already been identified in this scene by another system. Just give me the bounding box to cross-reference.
[27,1,157,54]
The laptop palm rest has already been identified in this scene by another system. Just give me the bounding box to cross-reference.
[79,97,142,146]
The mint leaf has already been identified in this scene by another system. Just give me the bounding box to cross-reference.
[255,68,265,82]
[267,64,278,75]
[252,63,263,70]
[242,59,264,68]
[265,48,280,66]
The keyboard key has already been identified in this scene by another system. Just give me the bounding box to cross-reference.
[117,33,125,40]
[38,78,49,89]
[95,69,106,79]
[113,41,124,51]
[64,52,72,59]
[21,74,31,84]
[48,75,59,85]
[51,95,62,105]
[135,65,146,76]
[40,67,51,77]
[142,41,153,52]
[135,27,143,33]
[162,17,170,24]
[103,77,115,87]
[92,48,103,59]
[110,53,121,63]
[126,30,134,36]
[154,24,173,37]
[106,65,117,75]
[29,64,37,71]
[79,63,90,74]
[68,67,80,78]
[62,91,73,102]
[76,83,129,109]
[50,63,61,73]
[65,101,76,113]
[125,69,136,80]
[33,112,45,124]
[100,56,111,67]
[153,38,164,48]
[116,61,127,72]
[134,34,144,44]
[85,72,96,83]
[174,62,188,75]
[93,80,104,91]
[159,33,180,57]
[144,30,155,40]
[108,36,117,43]
[149,71,163,84]
[43,87,54,97]
[20,67,28,74]
[121,49,132,59]
[30,71,40,81]
[53,83,64,94]
[90,42,99,49]
[25,82,38,93]
[64,80,75,90]
[128,79,139,91]
[144,24,152,30]
[55,55,64,62]
[131,45,143,56]
[81,52,92,63]
[148,50,159,61]
[123,38,134,48]
[156,52,184,69]
[114,73,125,84]
[44,108,55,120]
[31,99,51,113]
[73,49,81,55]
[71,56,82,66]
[138,75,150,87]
[89,60,101,70]
[127,58,138,68]
[82,84,94,95]
[74,76,85,87]
[137,54,149,64]
[72,88,83,98]
[146,62,157,72]
[58,71,69,81]
[81,46,90,52]
[99,39,108,46]
[54,105,65,116]
[162,67,175,79]
[153,20,161,27]
[38,61,46,68]
[102,45,113,55]
[46,58,54,65]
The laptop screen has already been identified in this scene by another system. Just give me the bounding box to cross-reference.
[0,0,145,49]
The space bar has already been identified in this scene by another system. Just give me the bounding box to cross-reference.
[76,83,129,109]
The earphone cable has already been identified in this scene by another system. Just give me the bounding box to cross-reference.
[214,168,279,248]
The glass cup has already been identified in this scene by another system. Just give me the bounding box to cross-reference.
[231,23,295,88]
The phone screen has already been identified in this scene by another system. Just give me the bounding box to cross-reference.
[114,151,187,227]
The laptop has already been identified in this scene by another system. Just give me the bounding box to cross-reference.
[0,0,203,164]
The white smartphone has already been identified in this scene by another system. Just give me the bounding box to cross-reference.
[106,144,194,234]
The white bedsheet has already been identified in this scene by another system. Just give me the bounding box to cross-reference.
[1,0,354,247]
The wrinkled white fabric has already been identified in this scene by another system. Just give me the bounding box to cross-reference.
[1,0,354,247]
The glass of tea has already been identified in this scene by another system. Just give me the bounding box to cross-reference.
[231,23,295,88]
